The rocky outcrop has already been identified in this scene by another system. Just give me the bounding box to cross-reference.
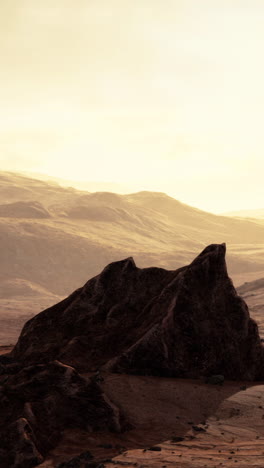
[0,361,126,467]
[12,243,264,380]
[2,243,264,467]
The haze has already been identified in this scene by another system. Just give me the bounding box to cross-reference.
[1,1,264,212]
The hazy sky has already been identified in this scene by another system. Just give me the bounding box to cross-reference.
[1,1,264,213]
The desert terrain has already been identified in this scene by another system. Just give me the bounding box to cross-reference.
[1,244,264,467]
[2,1,264,466]
[1,172,264,467]
[0,171,264,345]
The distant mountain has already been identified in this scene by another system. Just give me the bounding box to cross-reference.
[1,171,264,343]
[223,208,264,219]
[17,170,136,194]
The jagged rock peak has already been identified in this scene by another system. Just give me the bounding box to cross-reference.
[12,243,264,380]
[189,243,228,278]
[100,256,137,276]
[192,242,226,262]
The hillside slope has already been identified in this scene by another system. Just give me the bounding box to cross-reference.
[237,278,264,337]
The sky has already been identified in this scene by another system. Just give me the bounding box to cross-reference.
[0,0,264,213]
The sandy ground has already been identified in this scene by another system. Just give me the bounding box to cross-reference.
[2,345,264,466]
[0,345,13,355]
[105,385,264,467]
[36,373,264,467]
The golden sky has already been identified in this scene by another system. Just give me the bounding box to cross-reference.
[1,1,264,213]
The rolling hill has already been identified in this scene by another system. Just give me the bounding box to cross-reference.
[1,171,264,343]
[224,208,264,219]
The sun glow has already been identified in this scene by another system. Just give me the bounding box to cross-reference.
[1,1,264,212]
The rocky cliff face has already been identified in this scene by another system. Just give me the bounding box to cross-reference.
[13,243,264,380]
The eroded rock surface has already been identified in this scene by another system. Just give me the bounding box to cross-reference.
[0,361,126,467]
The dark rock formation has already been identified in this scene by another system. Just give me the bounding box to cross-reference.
[12,243,264,380]
[0,361,126,467]
[2,243,264,467]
